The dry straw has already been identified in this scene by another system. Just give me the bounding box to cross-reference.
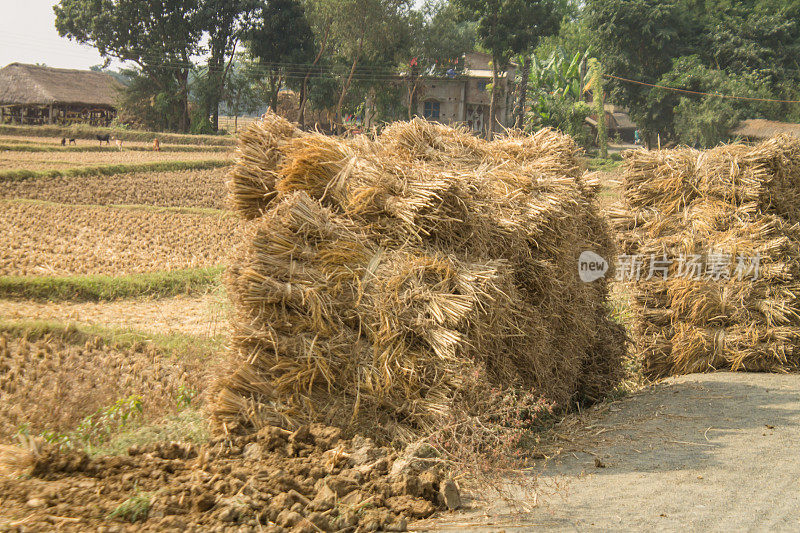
[217,114,624,442]
[617,135,800,378]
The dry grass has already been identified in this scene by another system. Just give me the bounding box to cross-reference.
[614,135,800,378]
[0,201,241,276]
[0,167,228,209]
[0,149,231,171]
[0,331,211,443]
[214,114,625,444]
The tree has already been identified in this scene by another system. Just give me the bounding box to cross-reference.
[584,0,800,147]
[586,58,607,157]
[526,47,592,146]
[198,0,260,131]
[222,62,262,133]
[455,0,561,138]
[54,0,204,132]
[584,0,686,146]
[405,0,478,118]
[649,55,764,147]
[305,0,414,130]
[246,0,315,113]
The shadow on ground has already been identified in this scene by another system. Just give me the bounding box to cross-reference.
[414,373,800,532]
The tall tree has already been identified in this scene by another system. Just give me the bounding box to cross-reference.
[199,0,260,131]
[246,0,315,113]
[54,0,204,132]
[305,0,413,130]
[585,0,686,146]
[455,0,561,138]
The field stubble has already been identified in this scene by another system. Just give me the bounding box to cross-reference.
[0,201,241,276]
[0,149,231,171]
[0,167,228,209]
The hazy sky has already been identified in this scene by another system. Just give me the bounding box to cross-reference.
[0,1,106,70]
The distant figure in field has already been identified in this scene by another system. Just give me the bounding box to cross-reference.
[115,138,123,151]
[97,133,111,146]
[153,138,161,152]
[61,137,66,146]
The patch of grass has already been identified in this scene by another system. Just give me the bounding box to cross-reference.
[0,318,225,359]
[90,408,210,457]
[587,156,624,172]
[108,490,152,523]
[0,159,230,181]
[0,266,224,301]
[0,123,235,146]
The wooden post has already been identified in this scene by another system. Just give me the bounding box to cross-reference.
[49,105,54,124]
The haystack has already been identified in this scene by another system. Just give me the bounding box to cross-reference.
[215,113,624,442]
[613,135,800,379]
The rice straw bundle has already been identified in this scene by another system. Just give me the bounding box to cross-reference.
[216,113,624,442]
[618,135,800,378]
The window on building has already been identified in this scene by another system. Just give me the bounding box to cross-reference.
[423,100,440,120]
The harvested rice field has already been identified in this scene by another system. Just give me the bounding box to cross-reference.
[0,331,211,442]
[0,149,231,171]
[0,167,228,209]
[0,201,240,276]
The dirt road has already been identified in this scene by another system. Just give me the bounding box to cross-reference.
[420,373,800,532]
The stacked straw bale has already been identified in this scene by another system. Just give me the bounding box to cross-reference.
[612,135,800,379]
[216,113,624,442]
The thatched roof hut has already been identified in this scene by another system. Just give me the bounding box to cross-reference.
[0,63,124,126]
[731,119,800,141]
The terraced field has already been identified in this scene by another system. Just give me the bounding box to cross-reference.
[0,130,236,456]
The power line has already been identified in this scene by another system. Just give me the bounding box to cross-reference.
[604,73,800,104]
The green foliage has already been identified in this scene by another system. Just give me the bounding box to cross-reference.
[526,47,592,146]
[455,0,562,135]
[54,0,205,132]
[585,0,684,142]
[77,396,144,445]
[585,0,800,147]
[175,386,198,410]
[414,0,478,71]
[34,395,144,449]
[246,0,316,111]
[530,95,591,145]
[650,55,763,147]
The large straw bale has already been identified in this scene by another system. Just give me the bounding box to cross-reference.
[618,135,800,378]
[216,114,624,442]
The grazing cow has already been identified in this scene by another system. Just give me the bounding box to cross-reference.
[61,137,66,146]
[68,138,76,145]
[97,134,111,146]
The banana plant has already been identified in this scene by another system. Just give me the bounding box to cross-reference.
[529,48,592,101]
